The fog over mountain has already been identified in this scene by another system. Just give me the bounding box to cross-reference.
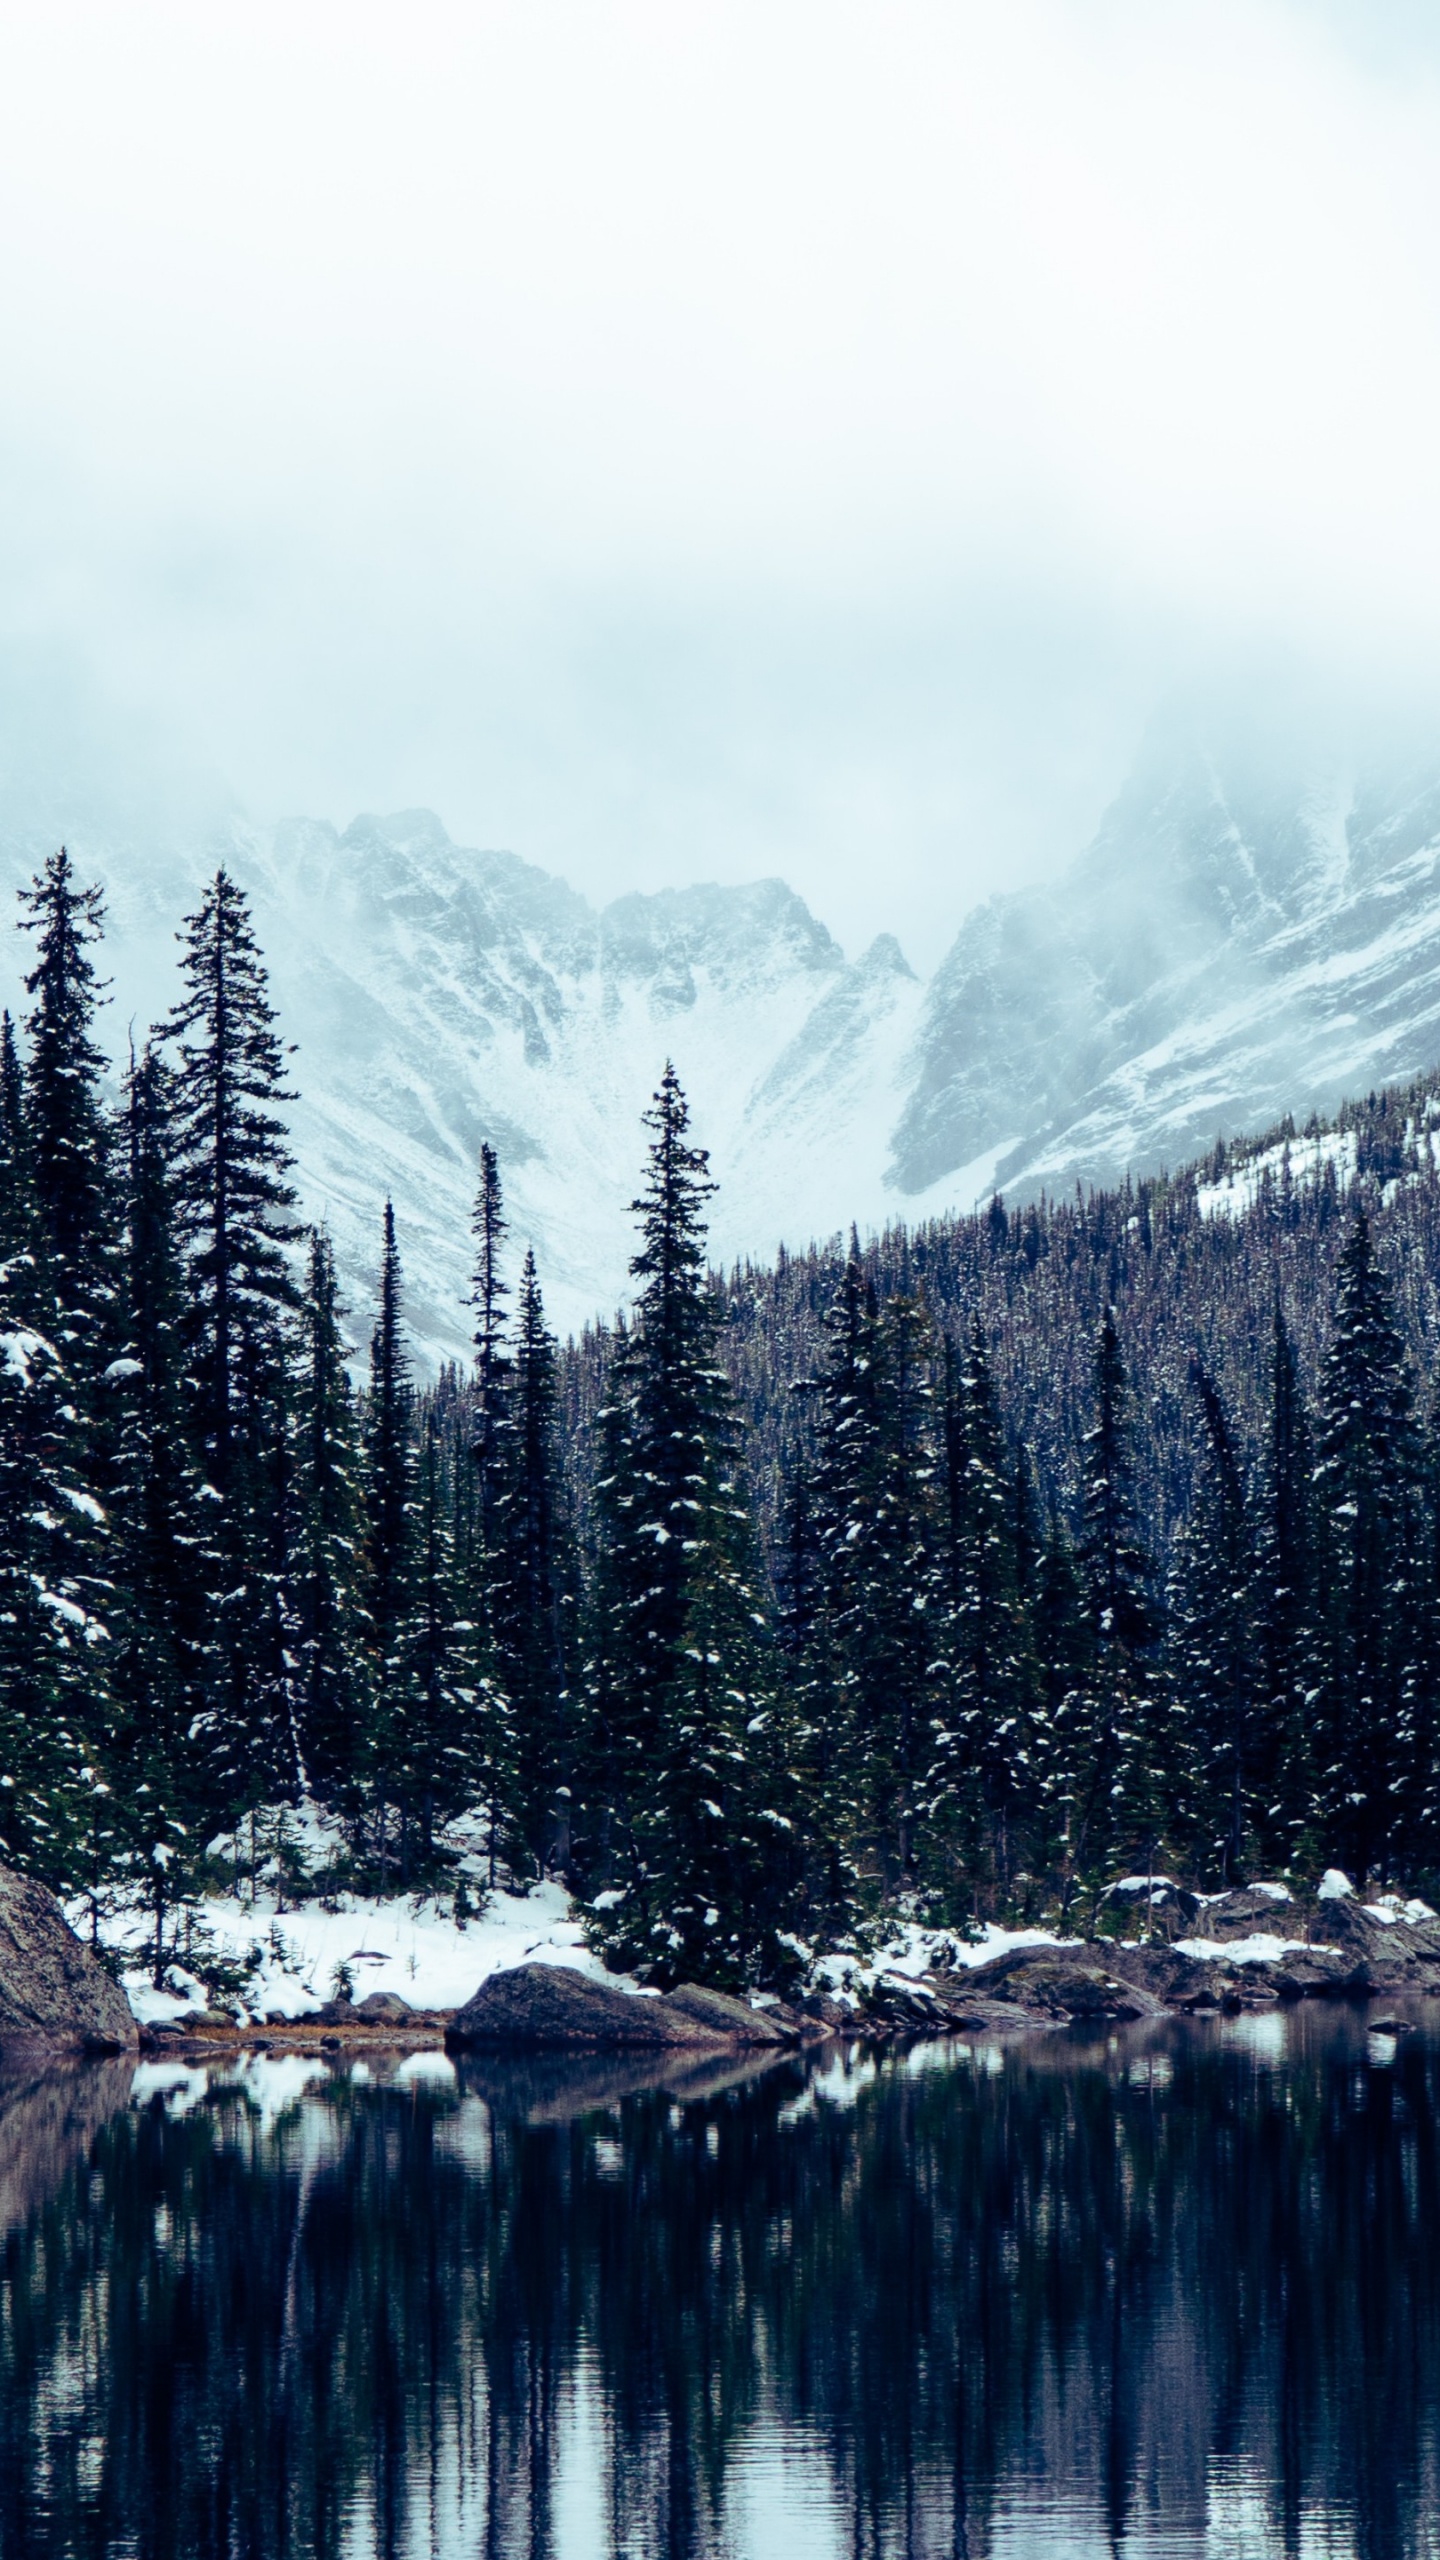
[5,702,1440,1361]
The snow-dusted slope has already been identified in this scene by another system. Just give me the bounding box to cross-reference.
[891,724,1440,1209]
[0,803,926,1355]
[235,811,926,1351]
[11,708,1440,1358]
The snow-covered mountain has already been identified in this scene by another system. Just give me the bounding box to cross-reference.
[9,706,1440,1359]
[0,802,926,1354]
[893,720,1440,1209]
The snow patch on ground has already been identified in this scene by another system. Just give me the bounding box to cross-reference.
[89,1878,634,2027]
[1364,1894,1437,1926]
[1197,1129,1357,1221]
[1174,1934,1341,1966]
[815,1919,1076,2011]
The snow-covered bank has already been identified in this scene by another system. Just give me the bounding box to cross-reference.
[814,1919,1074,2011]
[79,1880,627,2030]
[88,1884,1091,2034]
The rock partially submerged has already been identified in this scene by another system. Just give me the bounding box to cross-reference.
[0,1866,136,2051]
[447,1962,788,2051]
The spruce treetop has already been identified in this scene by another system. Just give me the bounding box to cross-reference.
[19,848,112,1300]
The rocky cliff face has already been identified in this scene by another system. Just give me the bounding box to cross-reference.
[0,1867,136,2050]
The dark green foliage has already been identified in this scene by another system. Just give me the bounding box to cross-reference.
[930,1318,1035,1901]
[19,849,114,1314]
[12,848,1440,1952]
[1169,1363,1262,1882]
[160,867,301,1481]
[469,1140,510,1575]
[1256,1294,1317,1864]
[492,1248,570,1876]
[105,1046,209,1951]
[1311,1211,1423,1880]
[362,1201,414,1878]
[292,1230,369,1802]
[586,1065,802,1985]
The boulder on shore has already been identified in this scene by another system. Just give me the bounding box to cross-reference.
[955,1947,1167,2023]
[447,1962,768,2050]
[0,1865,136,2050]
[355,1990,413,2023]
[662,1983,790,2044]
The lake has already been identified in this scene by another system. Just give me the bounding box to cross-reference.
[1,2003,1438,2557]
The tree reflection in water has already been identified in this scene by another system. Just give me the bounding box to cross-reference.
[0,2010,1437,2557]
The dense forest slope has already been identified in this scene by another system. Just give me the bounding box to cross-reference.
[6,839,1440,1981]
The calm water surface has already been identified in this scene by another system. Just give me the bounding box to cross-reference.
[1,2005,1438,2557]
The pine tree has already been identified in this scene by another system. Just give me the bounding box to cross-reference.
[363,1203,415,1885]
[1030,1506,1091,1897]
[159,869,303,1833]
[0,858,119,1883]
[1256,1294,1317,1865]
[802,1252,888,1891]
[1064,1306,1166,1893]
[1312,1211,1422,1881]
[774,1456,855,1934]
[293,1230,369,1805]
[105,1045,209,1960]
[494,1249,569,1877]
[0,1315,109,1889]
[1169,1363,1261,1884]
[0,1011,34,1269]
[19,850,114,1320]
[470,1142,511,1574]
[211,1311,303,1827]
[16,851,118,1676]
[856,1287,944,1890]
[588,1066,799,1986]
[929,1317,1034,1906]
[399,1404,489,1876]
[161,868,301,1484]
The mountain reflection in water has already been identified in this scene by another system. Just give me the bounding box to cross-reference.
[0,2008,1438,2556]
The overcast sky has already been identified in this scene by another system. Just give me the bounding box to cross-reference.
[2,1,1440,965]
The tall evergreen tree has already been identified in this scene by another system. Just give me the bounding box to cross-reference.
[774,1455,855,1933]
[930,1317,1033,1904]
[1256,1293,1317,1865]
[588,1066,799,1985]
[159,869,303,1826]
[399,1404,486,1874]
[0,1012,34,1270]
[363,1203,415,1883]
[106,1045,209,1959]
[292,1230,369,1804]
[470,1142,511,1574]
[494,1249,569,1876]
[19,850,114,1320]
[161,868,301,1483]
[802,1253,888,1889]
[1169,1363,1261,1883]
[0,857,119,1882]
[16,851,117,1655]
[853,1287,944,1890]
[1030,1506,1091,1897]
[1312,1211,1422,1880]
[1061,1307,1166,1892]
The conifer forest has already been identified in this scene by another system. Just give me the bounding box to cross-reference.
[9,846,1440,1992]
